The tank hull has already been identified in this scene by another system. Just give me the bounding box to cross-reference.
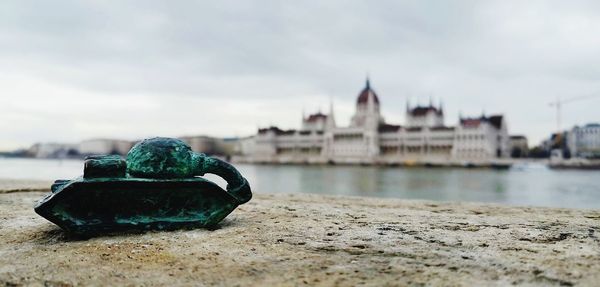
[35,178,239,236]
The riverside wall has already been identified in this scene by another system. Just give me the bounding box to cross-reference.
[0,181,599,286]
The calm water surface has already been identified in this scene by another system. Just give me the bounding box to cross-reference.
[1,158,599,209]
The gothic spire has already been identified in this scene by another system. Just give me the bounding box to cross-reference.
[326,97,336,129]
[329,97,335,116]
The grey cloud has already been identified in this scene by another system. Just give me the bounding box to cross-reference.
[1,0,600,149]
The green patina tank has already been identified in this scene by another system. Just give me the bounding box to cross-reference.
[34,137,252,236]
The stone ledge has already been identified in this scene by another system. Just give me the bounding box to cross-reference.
[1,190,599,286]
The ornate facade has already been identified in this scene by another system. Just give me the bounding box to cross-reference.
[244,79,510,165]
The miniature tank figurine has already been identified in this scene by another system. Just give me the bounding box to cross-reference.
[34,137,252,236]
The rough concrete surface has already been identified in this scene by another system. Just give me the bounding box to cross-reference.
[0,179,51,193]
[1,184,599,286]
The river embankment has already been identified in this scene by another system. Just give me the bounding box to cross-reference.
[1,181,599,286]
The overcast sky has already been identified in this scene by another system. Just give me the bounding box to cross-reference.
[2,1,600,150]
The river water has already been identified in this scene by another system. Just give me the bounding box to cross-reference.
[1,158,598,209]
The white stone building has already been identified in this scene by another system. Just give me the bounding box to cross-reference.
[452,115,510,160]
[28,143,78,158]
[567,123,600,158]
[244,79,510,165]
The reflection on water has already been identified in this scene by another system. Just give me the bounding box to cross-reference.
[1,158,599,209]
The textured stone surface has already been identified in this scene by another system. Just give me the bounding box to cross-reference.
[1,187,600,286]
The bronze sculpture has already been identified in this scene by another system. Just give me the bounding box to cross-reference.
[34,137,252,236]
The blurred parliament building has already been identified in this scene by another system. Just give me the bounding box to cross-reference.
[238,79,512,165]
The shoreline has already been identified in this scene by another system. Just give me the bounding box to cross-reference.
[4,178,600,211]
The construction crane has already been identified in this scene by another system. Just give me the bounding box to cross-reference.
[548,93,600,133]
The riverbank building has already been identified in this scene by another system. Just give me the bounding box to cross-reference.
[245,79,510,165]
